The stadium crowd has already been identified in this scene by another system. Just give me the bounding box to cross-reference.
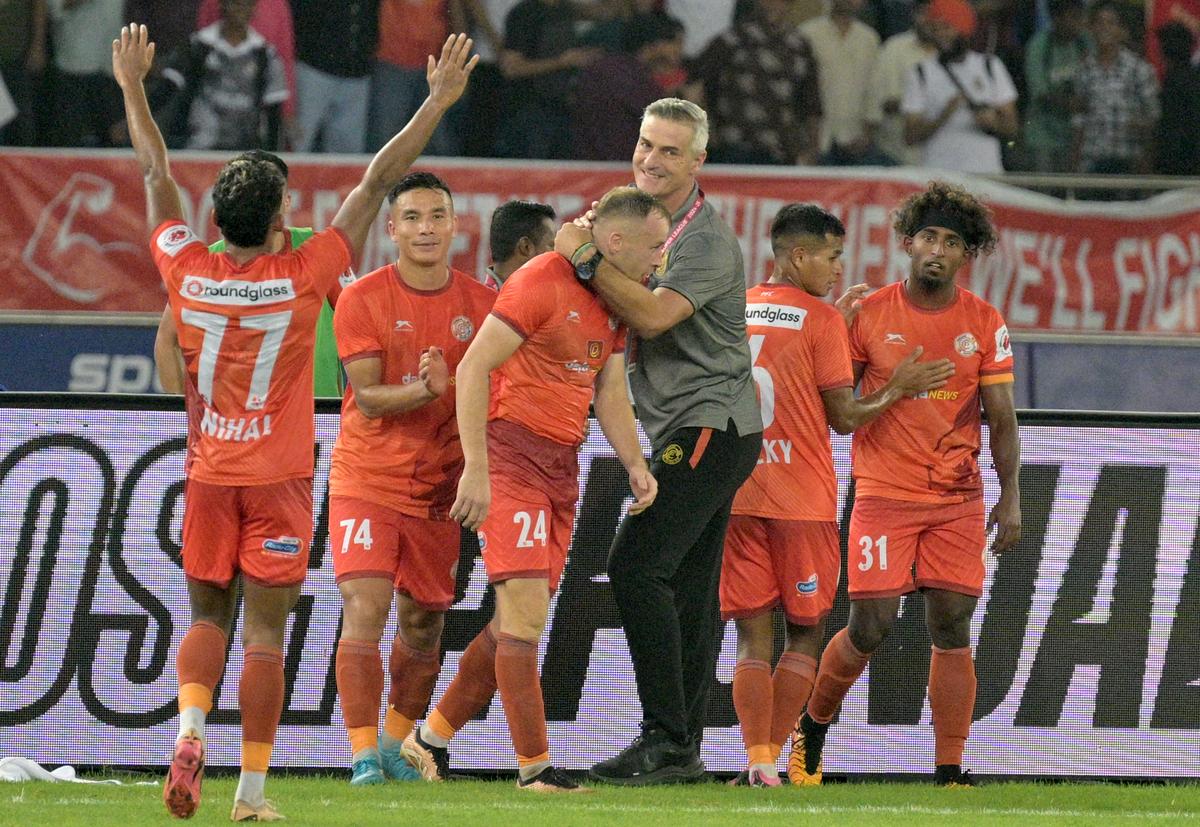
[2,0,1199,175]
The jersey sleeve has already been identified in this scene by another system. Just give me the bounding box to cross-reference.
[491,265,556,338]
[813,310,855,391]
[979,307,1015,385]
[150,221,208,289]
[333,283,383,364]
[657,228,740,312]
[296,227,353,300]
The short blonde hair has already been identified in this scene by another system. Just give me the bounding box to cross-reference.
[594,186,672,224]
[643,98,709,155]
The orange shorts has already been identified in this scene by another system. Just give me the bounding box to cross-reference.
[721,515,840,625]
[847,495,986,599]
[478,478,576,593]
[181,477,313,589]
[328,496,461,611]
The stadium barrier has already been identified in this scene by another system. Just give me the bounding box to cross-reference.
[2,393,1198,778]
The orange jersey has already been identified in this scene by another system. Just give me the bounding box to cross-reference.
[329,266,496,518]
[849,282,1014,503]
[732,283,854,521]
[151,220,352,486]
[490,252,625,446]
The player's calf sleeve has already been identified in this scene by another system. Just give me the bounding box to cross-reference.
[240,645,284,774]
[495,633,549,766]
[806,628,871,725]
[434,624,498,734]
[387,633,441,721]
[769,652,817,756]
[177,620,228,715]
[929,645,976,767]
[336,639,384,755]
[732,659,773,765]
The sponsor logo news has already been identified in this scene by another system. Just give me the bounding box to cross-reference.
[451,315,474,341]
[262,536,302,555]
[395,320,413,331]
[917,389,960,401]
[661,444,684,465]
[885,333,907,345]
[955,332,979,357]
[180,276,295,306]
[796,574,818,596]
[587,340,603,360]
[745,303,807,330]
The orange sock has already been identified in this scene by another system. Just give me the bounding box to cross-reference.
[388,633,441,720]
[240,645,284,774]
[929,645,976,766]
[495,633,548,764]
[336,639,383,755]
[177,620,227,709]
[806,628,871,724]
[732,659,772,765]
[434,625,498,732]
[383,708,415,744]
[769,651,817,756]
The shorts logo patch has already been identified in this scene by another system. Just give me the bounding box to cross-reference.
[262,536,302,556]
[954,332,978,357]
[451,315,474,341]
[477,531,487,551]
[661,444,684,465]
[796,574,818,596]
[587,340,603,359]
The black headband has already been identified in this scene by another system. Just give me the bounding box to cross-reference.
[913,207,971,244]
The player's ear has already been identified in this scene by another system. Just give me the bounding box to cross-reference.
[902,236,914,255]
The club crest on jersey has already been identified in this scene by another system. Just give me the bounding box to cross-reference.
[796,574,818,596]
[263,536,302,556]
[451,315,474,341]
[157,224,200,257]
[954,332,978,357]
[661,444,684,465]
[587,340,603,359]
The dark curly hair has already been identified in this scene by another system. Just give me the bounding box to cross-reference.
[892,180,998,256]
[212,158,286,248]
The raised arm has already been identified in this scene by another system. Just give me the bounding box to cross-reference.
[331,34,478,258]
[154,304,186,393]
[449,315,524,531]
[112,24,183,229]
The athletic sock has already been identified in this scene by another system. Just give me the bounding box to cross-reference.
[495,633,549,770]
[428,624,499,739]
[387,633,441,725]
[176,620,227,746]
[239,645,284,805]
[732,658,773,767]
[806,628,871,724]
[335,638,383,757]
[929,645,976,767]
[381,708,415,753]
[769,651,817,759]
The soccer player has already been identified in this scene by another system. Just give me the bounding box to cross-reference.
[154,150,349,398]
[113,24,477,820]
[789,181,1022,787]
[328,171,496,786]
[724,203,954,787]
[484,200,557,290]
[401,187,665,792]
[557,98,763,785]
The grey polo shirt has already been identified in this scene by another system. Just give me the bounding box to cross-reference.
[627,184,762,449]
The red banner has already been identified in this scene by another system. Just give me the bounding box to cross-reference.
[2,149,1199,334]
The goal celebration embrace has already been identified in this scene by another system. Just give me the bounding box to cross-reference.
[108,19,1026,819]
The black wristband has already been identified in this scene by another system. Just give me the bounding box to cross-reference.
[574,251,604,282]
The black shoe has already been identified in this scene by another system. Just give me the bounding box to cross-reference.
[517,765,588,793]
[590,726,706,786]
[787,713,828,786]
[934,765,976,787]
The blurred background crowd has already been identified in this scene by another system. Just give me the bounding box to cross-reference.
[0,0,1197,176]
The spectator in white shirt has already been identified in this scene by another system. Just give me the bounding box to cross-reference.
[901,0,1018,173]
[866,0,938,165]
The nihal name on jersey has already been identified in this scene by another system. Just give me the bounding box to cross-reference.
[200,406,274,442]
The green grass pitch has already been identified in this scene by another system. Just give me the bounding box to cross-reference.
[4,775,1200,826]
